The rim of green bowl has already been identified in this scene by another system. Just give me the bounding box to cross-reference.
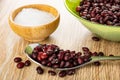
[64,0,120,29]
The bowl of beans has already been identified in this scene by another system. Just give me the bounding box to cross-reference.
[64,0,120,41]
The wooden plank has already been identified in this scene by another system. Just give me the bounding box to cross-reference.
[0,0,120,80]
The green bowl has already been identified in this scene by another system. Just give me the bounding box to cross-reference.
[64,0,120,41]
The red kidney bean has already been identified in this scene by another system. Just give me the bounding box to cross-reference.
[60,61,65,68]
[78,58,84,64]
[58,51,65,60]
[31,52,38,60]
[14,57,22,63]
[67,69,76,75]
[25,60,31,66]
[36,66,44,74]
[40,52,48,60]
[65,50,70,53]
[98,52,104,56]
[92,36,100,41]
[92,52,98,56]
[64,61,71,68]
[109,54,114,56]
[47,62,52,67]
[73,62,78,66]
[64,55,70,61]
[52,64,59,68]
[17,62,25,69]
[59,71,67,77]
[41,60,48,65]
[48,70,56,76]
[82,47,89,52]
[76,52,82,57]
[51,59,59,64]
[93,61,101,66]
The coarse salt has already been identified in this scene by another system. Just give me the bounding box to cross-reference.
[14,8,55,26]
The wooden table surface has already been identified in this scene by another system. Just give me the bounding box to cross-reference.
[0,0,120,80]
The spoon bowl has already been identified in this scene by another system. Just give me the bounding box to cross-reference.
[24,43,120,70]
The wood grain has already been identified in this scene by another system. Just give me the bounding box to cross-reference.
[0,0,120,80]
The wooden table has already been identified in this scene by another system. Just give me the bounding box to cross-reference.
[0,0,120,80]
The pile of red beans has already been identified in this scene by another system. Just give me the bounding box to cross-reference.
[14,43,112,77]
[30,44,92,68]
[29,44,104,77]
[76,0,120,26]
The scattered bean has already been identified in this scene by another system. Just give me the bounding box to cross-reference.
[25,60,31,66]
[36,66,44,74]
[17,62,25,69]
[14,57,22,63]
[48,70,56,76]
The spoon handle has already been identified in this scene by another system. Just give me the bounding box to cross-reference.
[91,56,120,62]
